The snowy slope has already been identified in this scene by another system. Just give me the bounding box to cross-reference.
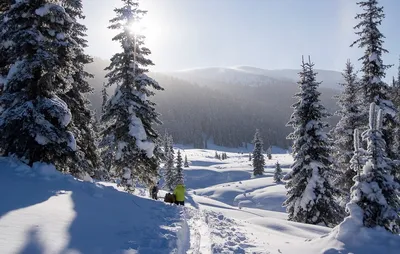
[0,158,185,254]
[180,148,400,254]
[1,148,399,254]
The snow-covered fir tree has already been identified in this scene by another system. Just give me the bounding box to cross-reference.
[164,135,175,191]
[252,129,265,176]
[390,56,400,108]
[351,0,398,160]
[60,0,105,179]
[0,1,10,92]
[100,0,163,190]
[391,58,400,182]
[101,83,108,114]
[0,0,78,171]
[175,150,184,185]
[284,57,342,227]
[332,60,364,204]
[347,103,400,234]
[274,162,283,183]
[184,154,189,168]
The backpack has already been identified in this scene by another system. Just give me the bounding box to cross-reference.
[164,193,175,203]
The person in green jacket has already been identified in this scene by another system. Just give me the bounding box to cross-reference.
[173,183,185,206]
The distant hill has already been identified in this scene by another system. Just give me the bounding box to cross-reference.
[168,66,344,91]
[85,58,341,149]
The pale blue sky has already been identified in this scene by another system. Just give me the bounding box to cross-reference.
[81,0,400,79]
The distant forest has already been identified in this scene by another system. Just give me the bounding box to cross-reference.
[87,58,340,149]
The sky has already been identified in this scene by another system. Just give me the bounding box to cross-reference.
[81,0,400,79]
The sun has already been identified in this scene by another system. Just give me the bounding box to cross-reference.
[128,21,144,35]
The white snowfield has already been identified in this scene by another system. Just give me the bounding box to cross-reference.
[1,148,399,254]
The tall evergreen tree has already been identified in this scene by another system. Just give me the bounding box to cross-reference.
[351,0,397,160]
[284,57,342,227]
[175,150,184,184]
[0,0,78,170]
[164,135,175,191]
[332,60,364,204]
[347,103,400,234]
[252,129,265,176]
[61,0,105,179]
[101,0,163,190]
[274,162,283,183]
[0,0,11,90]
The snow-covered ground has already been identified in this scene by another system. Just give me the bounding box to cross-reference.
[1,148,399,253]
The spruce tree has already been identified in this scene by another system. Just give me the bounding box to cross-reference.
[101,0,163,190]
[184,154,189,168]
[61,0,105,179]
[332,60,364,204]
[274,162,283,183]
[101,83,108,114]
[351,0,398,160]
[252,129,265,176]
[0,0,11,92]
[0,0,78,170]
[347,103,400,234]
[164,135,175,191]
[284,57,342,227]
[175,150,184,185]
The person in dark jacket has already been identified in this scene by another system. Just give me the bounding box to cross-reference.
[151,182,159,200]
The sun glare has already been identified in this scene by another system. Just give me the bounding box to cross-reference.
[128,22,144,34]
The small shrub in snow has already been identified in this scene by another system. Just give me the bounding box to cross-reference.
[184,154,189,168]
[274,162,283,183]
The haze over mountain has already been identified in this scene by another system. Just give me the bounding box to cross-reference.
[87,57,341,149]
[169,66,344,90]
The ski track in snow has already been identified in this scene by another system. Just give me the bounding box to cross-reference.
[185,204,256,254]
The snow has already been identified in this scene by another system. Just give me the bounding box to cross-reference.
[1,147,398,253]
[128,114,155,158]
[35,4,53,17]
[35,133,49,145]
[4,60,23,88]
[0,157,182,253]
[56,32,66,40]
[295,162,323,216]
[35,3,66,19]
[66,131,77,151]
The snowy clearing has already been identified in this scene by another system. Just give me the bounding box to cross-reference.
[0,148,399,253]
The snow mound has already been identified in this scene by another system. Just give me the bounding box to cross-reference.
[308,215,400,254]
[0,157,182,253]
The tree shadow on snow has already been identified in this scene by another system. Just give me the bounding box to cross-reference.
[62,182,182,254]
[19,227,45,254]
[1,164,182,253]
[0,170,60,218]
